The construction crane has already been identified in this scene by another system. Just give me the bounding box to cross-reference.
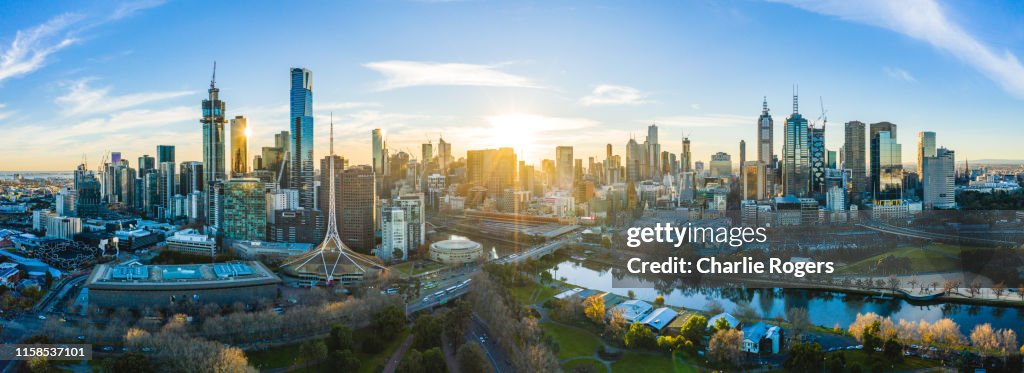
[817,96,828,129]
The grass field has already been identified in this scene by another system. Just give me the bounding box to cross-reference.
[829,350,941,371]
[509,280,559,305]
[610,352,698,373]
[563,357,606,372]
[839,243,963,274]
[541,322,603,360]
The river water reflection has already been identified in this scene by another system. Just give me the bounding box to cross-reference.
[548,259,1024,333]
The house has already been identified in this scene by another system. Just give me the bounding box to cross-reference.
[554,287,584,300]
[741,322,782,354]
[707,312,741,330]
[0,262,21,287]
[640,307,679,333]
[609,299,654,323]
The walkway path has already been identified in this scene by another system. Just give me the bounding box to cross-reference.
[382,334,415,373]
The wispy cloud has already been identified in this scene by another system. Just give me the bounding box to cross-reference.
[883,66,916,82]
[644,114,749,128]
[0,14,81,84]
[579,84,649,106]
[773,0,1024,99]
[56,78,193,116]
[0,103,13,121]
[109,0,167,21]
[364,60,542,90]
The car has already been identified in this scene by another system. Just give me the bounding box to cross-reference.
[76,335,86,341]
[141,347,152,353]
[101,346,113,352]
[37,315,46,320]
[422,297,430,302]
[479,336,486,342]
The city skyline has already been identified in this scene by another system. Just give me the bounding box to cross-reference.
[2,1,1024,170]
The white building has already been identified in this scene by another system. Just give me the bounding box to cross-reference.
[922,148,956,209]
[609,299,654,324]
[741,322,782,354]
[45,216,82,240]
[379,207,407,262]
[166,229,217,257]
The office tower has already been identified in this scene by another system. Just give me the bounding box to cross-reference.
[756,97,773,164]
[437,136,451,174]
[253,155,263,171]
[157,145,175,165]
[625,138,642,182]
[202,65,227,228]
[782,92,809,197]
[394,193,425,255]
[422,142,433,165]
[142,172,159,217]
[159,161,176,219]
[843,121,867,196]
[319,154,346,232]
[742,161,767,200]
[917,131,936,181]
[826,150,837,169]
[46,217,82,240]
[380,207,406,262]
[118,165,136,210]
[179,161,203,195]
[709,152,732,177]
[870,122,902,201]
[518,162,536,194]
[556,146,574,188]
[230,116,248,177]
[372,128,388,176]
[271,209,324,243]
[739,140,746,185]
[222,179,266,241]
[467,148,517,194]
[341,165,376,253]
[263,146,285,182]
[275,131,290,153]
[110,152,121,165]
[76,174,101,218]
[808,124,826,194]
[824,168,848,211]
[681,136,692,173]
[541,159,555,189]
[137,155,155,178]
[289,68,315,209]
[646,124,661,179]
[923,147,955,209]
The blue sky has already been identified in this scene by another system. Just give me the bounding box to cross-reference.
[1,0,1022,171]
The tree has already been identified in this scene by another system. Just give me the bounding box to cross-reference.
[788,308,811,337]
[996,328,1018,356]
[712,316,732,332]
[582,295,605,325]
[327,324,355,352]
[606,308,627,340]
[623,322,656,349]
[397,348,424,373]
[27,357,56,373]
[107,352,154,373]
[971,323,999,356]
[883,338,903,361]
[679,315,708,346]
[708,328,744,366]
[456,343,491,373]
[299,339,327,370]
[330,349,360,372]
[827,351,846,373]
[653,295,665,307]
[993,282,1006,299]
[374,305,406,340]
[656,335,687,352]
[705,299,725,315]
[413,314,444,350]
[443,299,472,342]
[627,290,636,299]
[421,347,447,373]
[784,342,824,372]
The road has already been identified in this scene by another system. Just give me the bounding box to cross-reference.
[465,314,515,373]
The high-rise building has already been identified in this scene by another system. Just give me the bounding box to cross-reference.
[179,161,203,195]
[742,161,767,201]
[76,174,102,218]
[923,147,955,209]
[319,154,346,231]
[289,68,315,209]
[156,145,175,165]
[137,155,155,178]
[270,209,324,244]
[394,193,425,255]
[372,128,388,176]
[782,93,809,197]
[159,161,176,219]
[824,168,849,211]
[556,146,574,188]
[379,207,406,262]
[808,124,826,194]
[230,116,249,177]
[626,138,643,182]
[709,152,732,177]
[422,142,433,165]
[843,121,867,196]
[202,65,227,226]
[341,165,376,253]
[917,131,936,181]
[437,137,451,174]
[467,148,517,194]
[739,140,746,186]
[222,179,266,241]
[646,124,661,179]
[681,136,692,173]
[262,146,285,181]
[870,122,902,201]
[756,97,773,165]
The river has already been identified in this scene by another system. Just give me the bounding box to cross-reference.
[548,258,1024,333]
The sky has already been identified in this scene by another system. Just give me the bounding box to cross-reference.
[1,0,1023,171]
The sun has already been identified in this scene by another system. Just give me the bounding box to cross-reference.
[486,113,544,161]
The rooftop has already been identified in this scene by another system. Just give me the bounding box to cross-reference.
[86,261,281,290]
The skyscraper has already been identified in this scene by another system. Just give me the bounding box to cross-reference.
[319,154,346,232]
[230,116,248,177]
[742,161,767,200]
[421,142,433,165]
[923,147,955,209]
[156,145,175,165]
[917,131,936,181]
[756,97,773,164]
[202,64,227,224]
[137,155,155,178]
[808,124,826,194]
[437,136,451,174]
[222,179,266,241]
[341,165,376,253]
[646,124,661,179]
[739,140,746,187]
[556,146,574,188]
[289,68,315,209]
[681,136,692,173]
[843,121,867,196]
[709,152,732,177]
[870,122,902,202]
[467,148,517,194]
[782,92,809,197]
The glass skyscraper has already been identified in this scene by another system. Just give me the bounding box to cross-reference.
[290,68,315,210]
[202,68,226,225]
[808,125,826,194]
[222,179,266,241]
[843,121,867,196]
[870,122,902,201]
[782,94,809,197]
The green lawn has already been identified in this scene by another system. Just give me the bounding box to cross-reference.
[509,280,559,305]
[355,329,410,373]
[563,357,606,372]
[246,329,410,372]
[610,352,697,373]
[829,350,941,371]
[840,243,963,274]
[541,322,602,360]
